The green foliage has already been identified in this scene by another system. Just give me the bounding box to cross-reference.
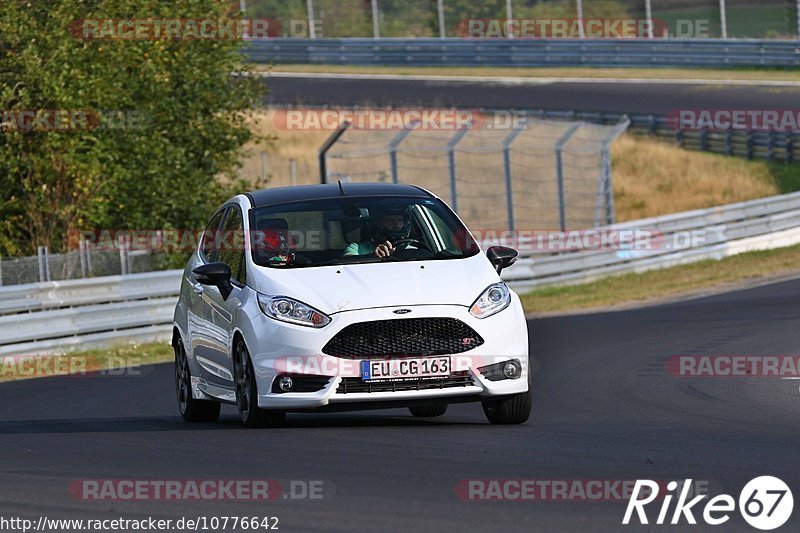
[0,0,263,255]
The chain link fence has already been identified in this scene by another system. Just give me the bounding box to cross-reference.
[321,115,629,232]
[243,0,800,39]
[0,245,163,287]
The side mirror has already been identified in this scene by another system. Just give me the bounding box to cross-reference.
[486,246,518,274]
[193,262,233,300]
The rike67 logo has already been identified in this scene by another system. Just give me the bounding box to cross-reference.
[623,476,793,530]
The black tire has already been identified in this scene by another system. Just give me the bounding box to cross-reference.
[175,339,220,422]
[409,403,448,417]
[481,371,532,425]
[233,338,286,428]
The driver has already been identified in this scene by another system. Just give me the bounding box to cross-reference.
[343,205,413,258]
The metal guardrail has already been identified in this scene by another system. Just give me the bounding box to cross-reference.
[502,191,800,291]
[246,38,800,68]
[4,191,800,354]
[0,270,182,356]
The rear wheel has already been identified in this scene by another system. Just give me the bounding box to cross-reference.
[233,339,286,428]
[175,339,220,422]
[482,371,532,425]
[409,403,448,417]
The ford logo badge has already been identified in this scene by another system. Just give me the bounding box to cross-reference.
[393,309,412,315]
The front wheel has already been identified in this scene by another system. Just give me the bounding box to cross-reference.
[482,371,531,425]
[233,339,286,428]
[175,339,220,422]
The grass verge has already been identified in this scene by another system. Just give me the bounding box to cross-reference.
[0,342,173,383]
[261,64,800,83]
[519,243,800,315]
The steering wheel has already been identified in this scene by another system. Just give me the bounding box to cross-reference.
[392,238,427,251]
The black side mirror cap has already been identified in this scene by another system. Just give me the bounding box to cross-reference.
[193,262,233,300]
[486,246,518,274]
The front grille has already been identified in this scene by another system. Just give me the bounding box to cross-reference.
[322,318,484,358]
[336,371,474,394]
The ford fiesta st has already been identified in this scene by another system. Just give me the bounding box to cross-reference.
[172,183,531,427]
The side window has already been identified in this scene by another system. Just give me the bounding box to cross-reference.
[217,206,246,286]
[201,210,225,263]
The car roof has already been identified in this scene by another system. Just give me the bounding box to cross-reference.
[245,182,433,208]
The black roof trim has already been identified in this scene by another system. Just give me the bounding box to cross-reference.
[246,183,433,208]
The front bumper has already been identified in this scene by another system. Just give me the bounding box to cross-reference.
[244,299,529,410]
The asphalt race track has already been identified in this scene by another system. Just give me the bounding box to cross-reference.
[262,74,800,116]
[1,279,799,532]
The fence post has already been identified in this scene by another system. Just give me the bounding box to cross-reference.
[260,152,269,183]
[576,0,585,38]
[388,121,417,184]
[719,0,728,38]
[290,158,297,186]
[502,120,527,231]
[318,121,350,183]
[37,246,49,282]
[767,131,776,161]
[505,0,513,39]
[446,124,471,213]
[371,0,380,39]
[437,0,446,38]
[554,123,583,232]
[645,0,654,39]
[119,236,129,276]
[594,116,629,227]
[79,239,88,278]
[306,0,316,39]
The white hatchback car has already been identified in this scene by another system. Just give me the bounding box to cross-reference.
[172,183,530,427]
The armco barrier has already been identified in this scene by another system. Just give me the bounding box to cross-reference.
[246,38,800,68]
[4,191,800,354]
[0,270,182,356]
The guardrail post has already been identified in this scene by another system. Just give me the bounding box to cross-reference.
[0,256,3,287]
[725,130,733,155]
[447,124,471,213]
[787,133,795,164]
[388,121,417,184]
[502,119,527,231]
[746,131,754,159]
[318,121,350,183]
[699,129,708,152]
[554,123,583,231]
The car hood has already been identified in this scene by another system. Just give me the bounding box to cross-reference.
[250,253,500,315]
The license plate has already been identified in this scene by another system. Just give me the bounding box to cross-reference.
[360,357,451,381]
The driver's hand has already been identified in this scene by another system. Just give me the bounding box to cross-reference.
[375,241,394,258]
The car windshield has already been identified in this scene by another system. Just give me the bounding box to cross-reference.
[249,195,481,268]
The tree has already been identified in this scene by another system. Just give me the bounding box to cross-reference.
[0,0,263,255]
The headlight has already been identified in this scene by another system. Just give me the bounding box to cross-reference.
[469,283,511,319]
[257,294,331,328]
